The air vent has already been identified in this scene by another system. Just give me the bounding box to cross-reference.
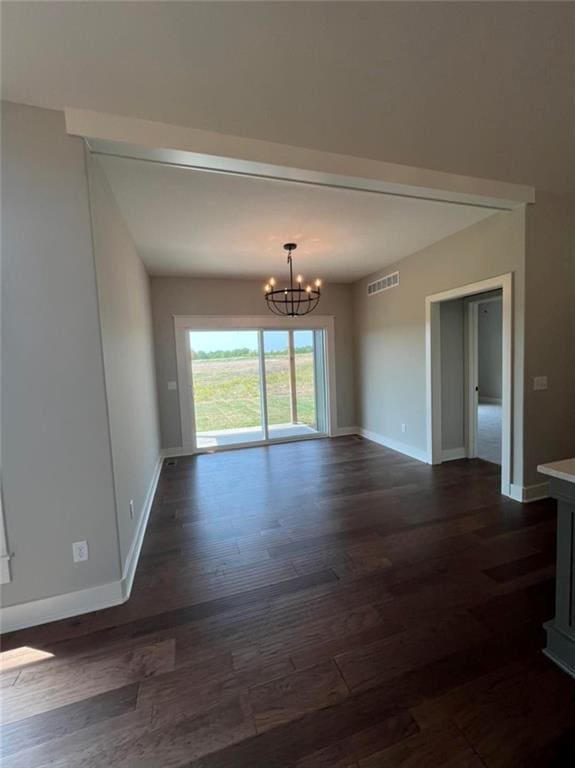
[367,271,399,297]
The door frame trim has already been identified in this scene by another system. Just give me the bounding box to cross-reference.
[425,273,512,497]
[174,314,337,451]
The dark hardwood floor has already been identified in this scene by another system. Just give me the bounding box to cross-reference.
[2,436,574,767]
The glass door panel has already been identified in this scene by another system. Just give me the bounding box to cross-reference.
[262,331,293,440]
[262,329,327,441]
[189,330,264,448]
[293,330,316,430]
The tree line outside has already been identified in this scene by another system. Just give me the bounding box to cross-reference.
[191,345,313,361]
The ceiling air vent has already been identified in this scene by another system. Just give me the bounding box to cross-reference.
[367,271,399,297]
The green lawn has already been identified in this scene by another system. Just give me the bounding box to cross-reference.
[191,352,315,432]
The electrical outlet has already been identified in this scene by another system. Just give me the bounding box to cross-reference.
[401,423,407,434]
[167,381,177,391]
[533,376,548,391]
[72,540,89,563]
[129,499,135,519]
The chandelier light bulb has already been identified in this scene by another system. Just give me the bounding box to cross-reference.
[269,277,276,287]
[306,285,312,293]
[314,278,322,288]
[264,283,271,293]
[296,275,303,283]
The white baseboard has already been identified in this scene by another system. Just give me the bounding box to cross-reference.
[1,453,163,634]
[509,481,549,503]
[162,446,196,459]
[334,426,360,437]
[0,579,125,635]
[359,428,428,463]
[544,621,575,680]
[479,396,502,405]
[121,453,163,600]
[441,447,467,462]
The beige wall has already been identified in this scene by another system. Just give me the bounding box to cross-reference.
[150,277,356,448]
[478,297,502,401]
[88,157,161,569]
[524,191,575,486]
[1,103,120,606]
[440,299,465,451]
[353,207,526,484]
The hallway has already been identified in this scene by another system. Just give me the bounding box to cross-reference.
[477,402,502,465]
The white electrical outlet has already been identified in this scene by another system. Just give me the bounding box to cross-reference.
[533,376,548,391]
[401,423,407,433]
[72,540,89,563]
[167,381,177,391]
[129,499,135,519]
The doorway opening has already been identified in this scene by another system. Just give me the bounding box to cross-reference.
[467,292,503,465]
[426,274,512,497]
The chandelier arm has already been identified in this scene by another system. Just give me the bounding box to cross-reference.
[301,293,320,315]
[265,297,278,315]
[266,294,282,315]
[268,296,287,316]
[264,243,322,316]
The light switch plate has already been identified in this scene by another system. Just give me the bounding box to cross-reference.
[167,381,177,391]
[533,376,548,391]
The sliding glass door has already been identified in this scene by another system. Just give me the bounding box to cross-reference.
[189,330,264,448]
[186,327,328,450]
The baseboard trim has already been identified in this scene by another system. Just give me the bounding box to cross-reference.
[1,452,163,634]
[509,481,550,503]
[0,579,125,635]
[441,447,467,462]
[162,446,196,459]
[544,620,575,680]
[359,428,428,463]
[121,453,163,600]
[334,426,360,437]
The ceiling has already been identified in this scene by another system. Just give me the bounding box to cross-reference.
[2,2,574,195]
[98,154,496,282]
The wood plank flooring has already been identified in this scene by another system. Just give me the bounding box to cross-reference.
[2,436,573,767]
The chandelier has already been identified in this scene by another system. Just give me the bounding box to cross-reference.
[264,243,322,316]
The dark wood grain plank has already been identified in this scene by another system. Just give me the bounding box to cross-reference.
[359,721,484,767]
[249,659,349,732]
[1,683,139,756]
[482,549,555,583]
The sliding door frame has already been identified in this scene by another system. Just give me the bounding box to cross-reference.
[174,314,337,453]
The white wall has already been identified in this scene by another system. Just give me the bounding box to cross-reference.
[478,298,502,401]
[440,299,465,451]
[88,156,160,569]
[150,277,356,448]
[1,103,121,607]
[353,206,526,485]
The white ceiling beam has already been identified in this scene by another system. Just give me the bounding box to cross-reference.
[66,108,534,210]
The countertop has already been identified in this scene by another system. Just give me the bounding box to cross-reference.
[538,458,575,484]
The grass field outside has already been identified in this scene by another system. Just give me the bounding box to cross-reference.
[191,351,316,433]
